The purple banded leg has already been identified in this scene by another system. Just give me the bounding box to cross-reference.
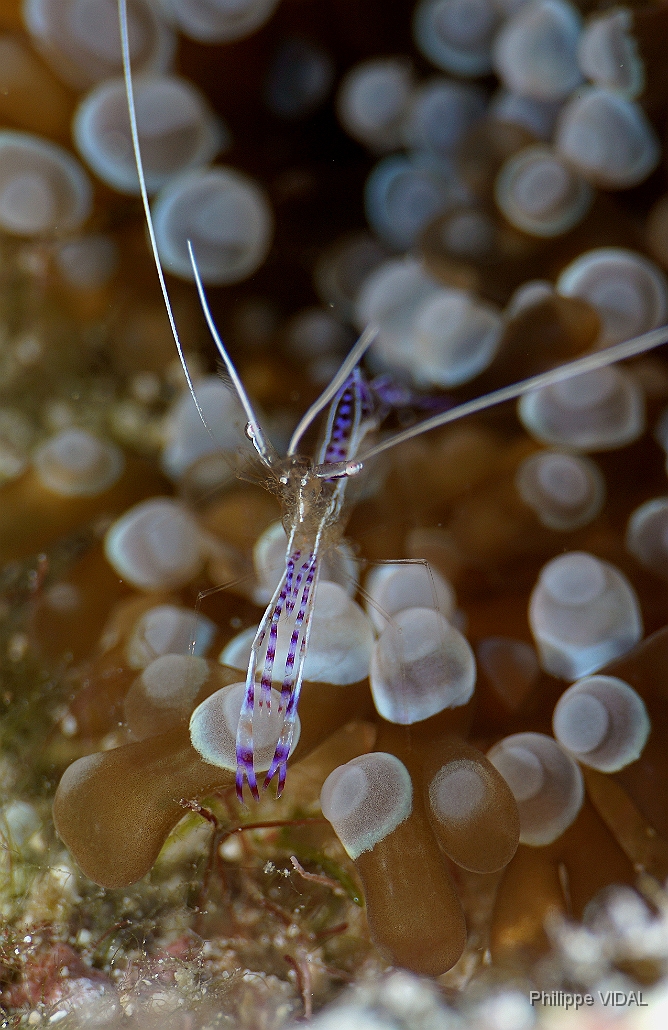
[259,619,278,710]
[264,561,318,794]
[280,554,314,701]
[235,570,286,801]
[235,676,259,802]
[370,374,455,414]
[286,551,310,615]
[236,744,259,802]
[321,369,375,468]
[281,548,299,618]
[235,549,304,801]
[264,671,303,796]
[284,549,298,609]
[258,552,298,709]
[279,556,317,715]
[264,610,313,796]
[235,619,271,801]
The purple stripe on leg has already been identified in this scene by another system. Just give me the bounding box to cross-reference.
[236,733,260,802]
[286,554,311,614]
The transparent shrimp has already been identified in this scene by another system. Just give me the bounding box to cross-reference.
[233,366,378,800]
[118,0,668,802]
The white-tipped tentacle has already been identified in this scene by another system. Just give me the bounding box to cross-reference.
[287,323,378,456]
[355,323,668,465]
[118,0,208,432]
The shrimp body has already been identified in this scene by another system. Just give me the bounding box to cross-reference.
[236,368,377,800]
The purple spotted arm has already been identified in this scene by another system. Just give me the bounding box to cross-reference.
[318,367,375,472]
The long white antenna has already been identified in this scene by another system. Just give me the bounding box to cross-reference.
[287,323,379,456]
[187,241,277,468]
[118,0,208,429]
[356,323,668,465]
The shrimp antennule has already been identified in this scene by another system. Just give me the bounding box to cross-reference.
[118,0,207,431]
[187,241,278,469]
[119,0,278,468]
